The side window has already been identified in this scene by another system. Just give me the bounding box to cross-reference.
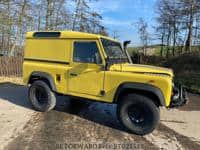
[73,41,102,64]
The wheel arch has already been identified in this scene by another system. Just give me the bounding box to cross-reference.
[113,82,166,107]
[28,71,57,92]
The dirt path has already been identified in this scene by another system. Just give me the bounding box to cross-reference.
[0,83,200,150]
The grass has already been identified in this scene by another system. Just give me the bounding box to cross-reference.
[127,45,162,56]
[174,73,200,94]
[128,45,200,57]
[161,52,200,94]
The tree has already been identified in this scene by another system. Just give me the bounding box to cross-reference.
[155,0,181,57]
[137,18,150,56]
[155,0,200,57]
[10,0,29,56]
[112,30,120,39]
[72,0,105,34]
[0,0,108,56]
[179,0,200,52]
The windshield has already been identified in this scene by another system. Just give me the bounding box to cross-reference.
[101,38,129,63]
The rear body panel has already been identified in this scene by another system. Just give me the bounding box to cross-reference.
[23,60,70,94]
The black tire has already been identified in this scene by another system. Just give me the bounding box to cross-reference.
[28,80,56,112]
[117,94,160,135]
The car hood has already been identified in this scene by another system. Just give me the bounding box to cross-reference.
[109,63,174,77]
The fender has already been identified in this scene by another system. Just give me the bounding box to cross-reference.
[28,71,57,92]
[114,82,166,106]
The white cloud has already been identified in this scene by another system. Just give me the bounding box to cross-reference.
[66,0,121,15]
[102,17,131,26]
[89,0,121,13]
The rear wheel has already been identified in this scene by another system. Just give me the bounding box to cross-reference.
[28,80,56,112]
[117,94,160,135]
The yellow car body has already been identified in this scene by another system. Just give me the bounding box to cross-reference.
[23,31,174,107]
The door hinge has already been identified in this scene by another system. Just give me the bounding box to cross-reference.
[100,90,106,96]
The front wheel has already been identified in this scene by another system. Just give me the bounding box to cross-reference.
[28,80,56,112]
[117,94,160,135]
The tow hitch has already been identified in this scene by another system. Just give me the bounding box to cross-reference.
[169,84,188,108]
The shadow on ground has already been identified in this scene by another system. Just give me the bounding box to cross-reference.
[0,83,124,132]
[0,82,32,109]
[1,82,199,134]
[2,83,158,150]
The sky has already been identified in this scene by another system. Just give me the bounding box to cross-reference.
[89,0,158,46]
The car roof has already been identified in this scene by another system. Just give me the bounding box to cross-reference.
[26,31,120,43]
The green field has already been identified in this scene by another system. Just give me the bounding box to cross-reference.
[127,45,200,57]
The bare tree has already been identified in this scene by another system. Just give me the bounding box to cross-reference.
[155,0,181,57]
[137,18,150,56]
[72,0,104,34]
[0,0,108,56]
[180,0,200,52]
[112,30,120,39]
[10,0,29,56]
[156,0,200,57]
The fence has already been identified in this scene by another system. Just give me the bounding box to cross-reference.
[0,56,23,77]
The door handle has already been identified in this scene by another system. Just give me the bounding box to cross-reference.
[70,73,78,77]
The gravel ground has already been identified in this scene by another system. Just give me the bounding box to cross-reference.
[0,82,200,150]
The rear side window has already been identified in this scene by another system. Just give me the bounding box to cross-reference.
[33,32,61,38]
[73,41,102,64]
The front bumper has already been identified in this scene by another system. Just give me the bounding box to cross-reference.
[169,84,188,108]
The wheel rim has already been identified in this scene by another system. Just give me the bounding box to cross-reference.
[35,86,48,105]
[127,104,151,126]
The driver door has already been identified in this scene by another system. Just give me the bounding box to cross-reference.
[68,40,105,97]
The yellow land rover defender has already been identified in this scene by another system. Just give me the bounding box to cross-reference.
[23,31,187,135]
